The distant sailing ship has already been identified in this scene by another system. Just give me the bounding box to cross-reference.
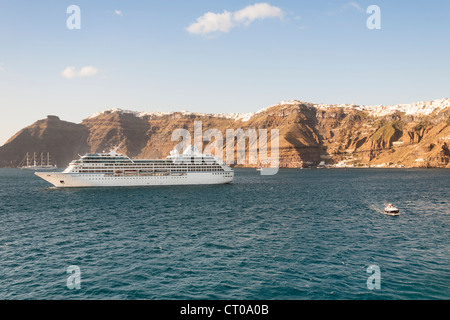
[19,152,57,171]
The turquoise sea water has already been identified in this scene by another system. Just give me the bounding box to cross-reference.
[0,168,449,300]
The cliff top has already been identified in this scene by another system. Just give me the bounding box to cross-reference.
[86,98,450,122]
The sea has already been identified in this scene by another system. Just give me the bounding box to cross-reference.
[0,168,449,300]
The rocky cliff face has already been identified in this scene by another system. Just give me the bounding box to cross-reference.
[1,99,449,168]
[0,116,89,168]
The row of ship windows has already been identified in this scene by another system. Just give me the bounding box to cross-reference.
[85,176,188,180]
[77,173,230,177]
[77,169,182,171]
[80,157,214,161]
[76,167,223,169]
[73,165,223,168]
[82,175,235,180]
[78,161,218,164]
[74,169,225,173]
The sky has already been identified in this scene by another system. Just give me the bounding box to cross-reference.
[0,0,449,145]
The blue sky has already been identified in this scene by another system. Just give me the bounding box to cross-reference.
[0,0,449,145]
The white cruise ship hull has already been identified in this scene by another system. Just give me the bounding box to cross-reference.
[35,172,234,188]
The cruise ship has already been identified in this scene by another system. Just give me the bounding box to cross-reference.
[35,146,234,188]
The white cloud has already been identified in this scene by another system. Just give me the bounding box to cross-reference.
[61,66,77,79]
[186,11,234,35]
[186,2,284,36]
[326,2,364,16]
[0,66,4,72]
[79,66,99,77]
[114,10,123,16]
[234,3,284,25]
[345,2,364,13]
[61,66,99,79]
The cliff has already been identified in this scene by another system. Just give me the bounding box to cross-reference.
[1,99,449,168]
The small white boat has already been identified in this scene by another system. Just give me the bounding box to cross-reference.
[384,204,400,216]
